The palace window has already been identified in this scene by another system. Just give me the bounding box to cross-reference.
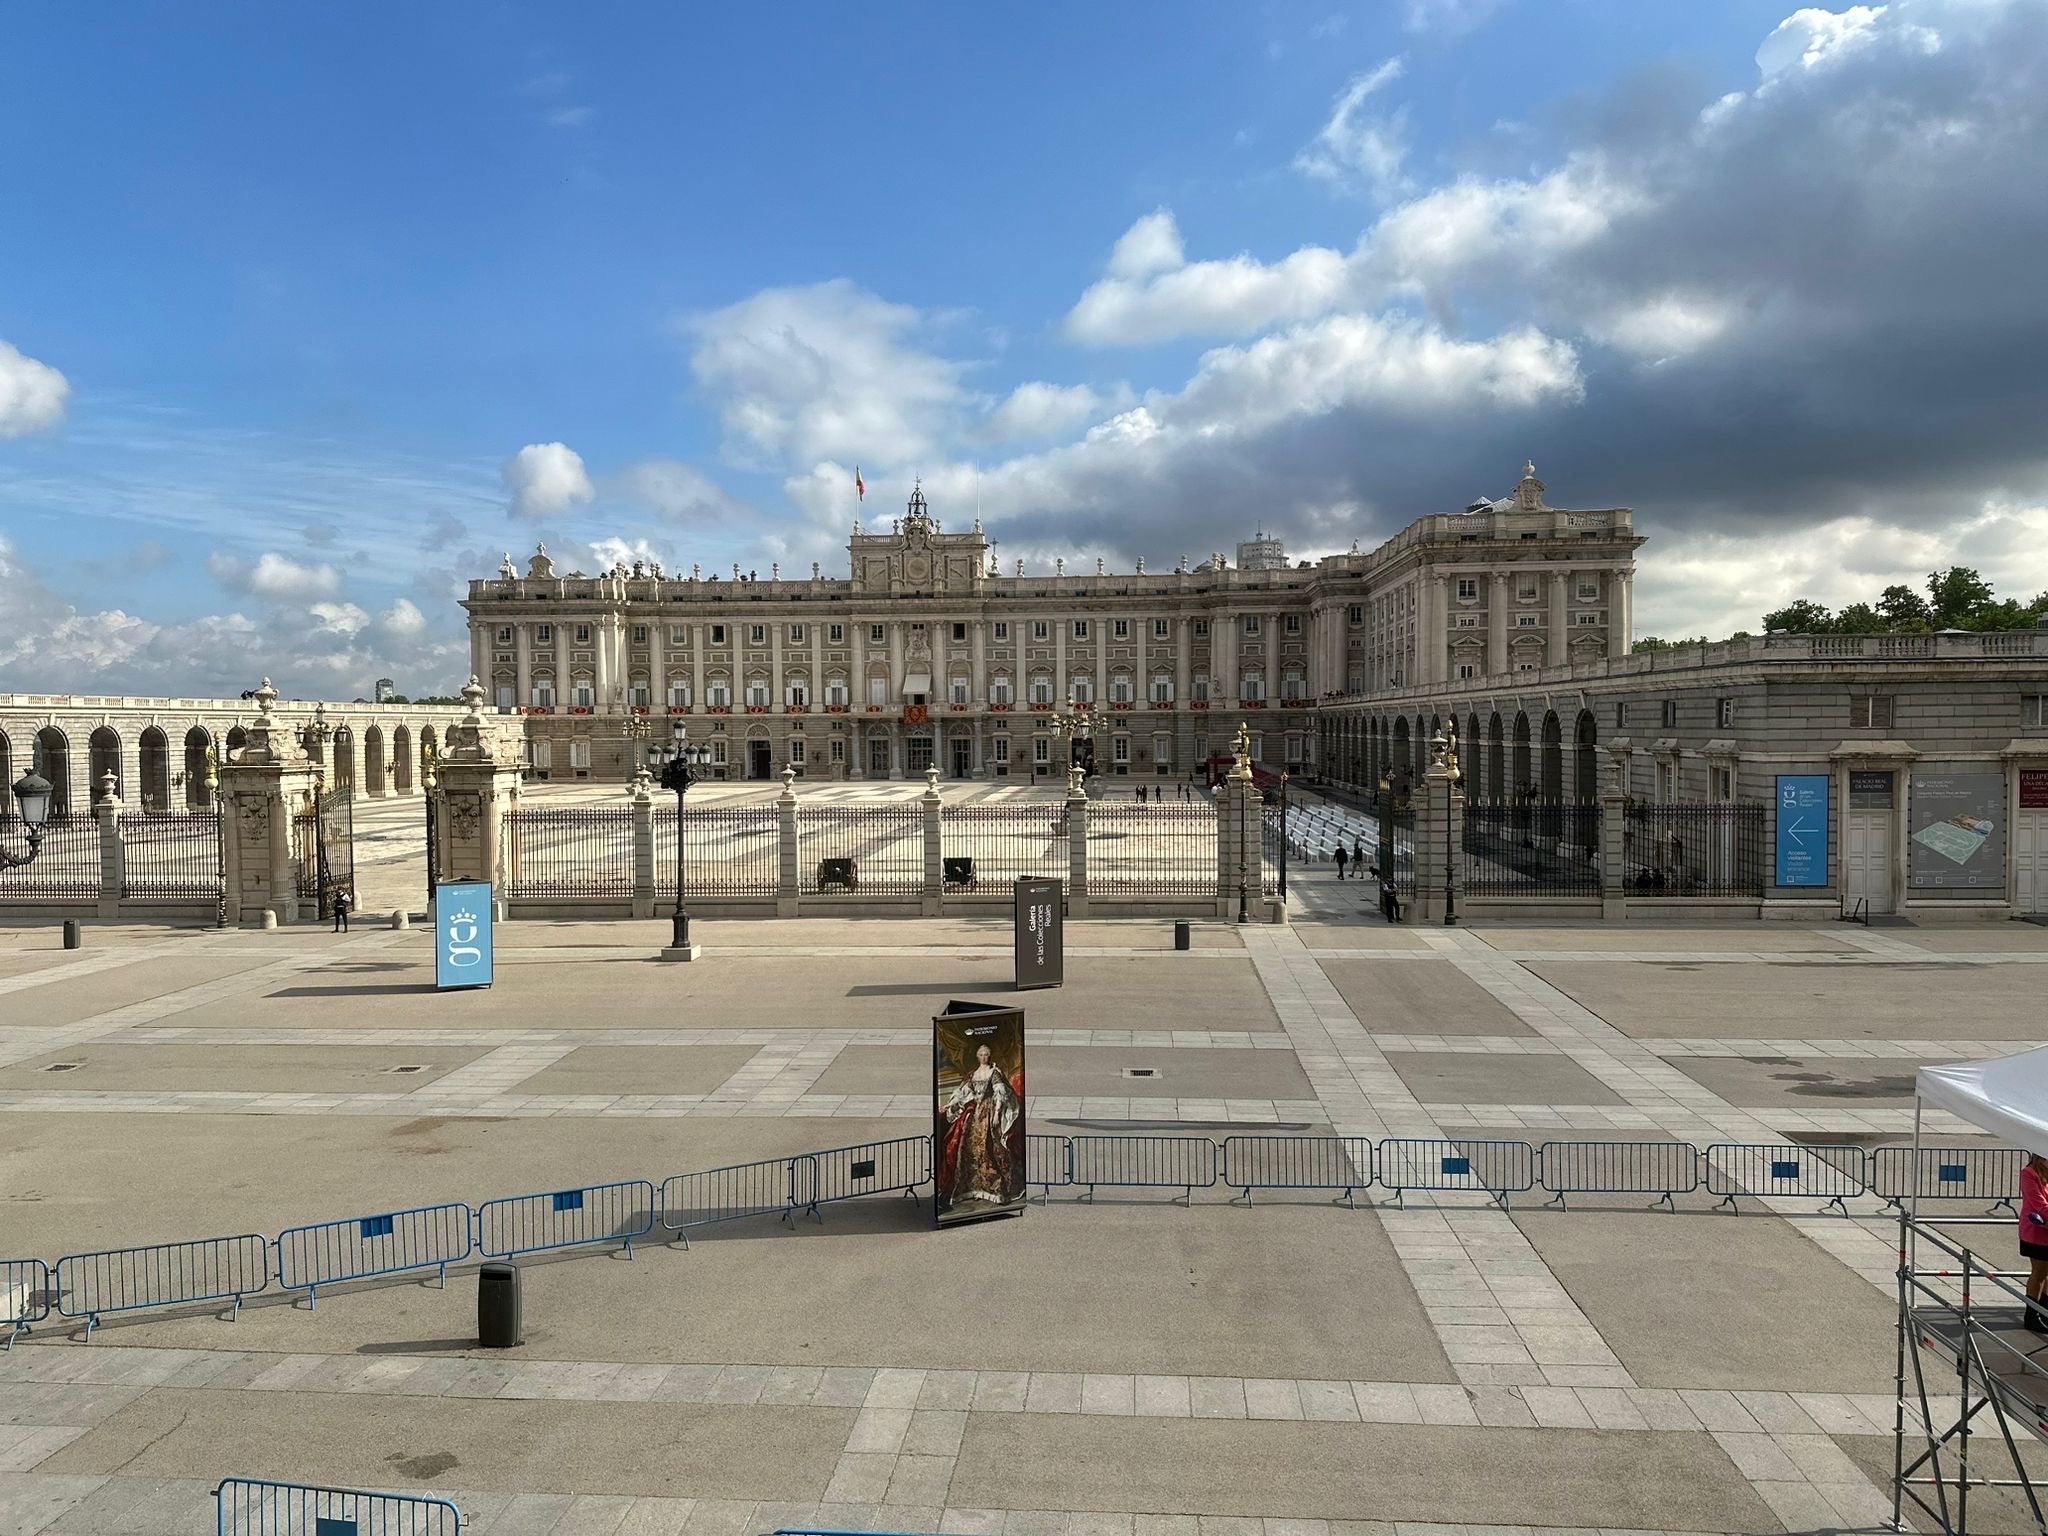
[575,624,592,644]
[950,677,969,704]
[536,624,552,643]
[532,679,555,707]
[572,679,594,707]
[711,739,727,766]
[993,737,1010,763]
[1029,676,1053,705]
[1153,618,1169,639]
[710,624,726,645]
[668,680,690,708]
[631,625,647,645]
[1577,612,1601,626]
[749,624,766,645]
[1615,702,1629,727]
[990,676,1013,704]
[993,622,1010,641]
[630,682,651,707]
[1284,614,1301,634]
[1718,697,1736,728]
[746,680,769,708]
[1193,620,1209,637]
[569,739,590,770]
[1033,737,1051,765]
[1109,675,1134,703]
[1348,605,1363,624]
[670,626,687,645]
[1113,619,1129,639]
[1516,614,1539,627]
[825,678,848,707]
[1243,616,1260,635]
[789,738,806,764]
[829,738,845,764]
[1456,662,1477,679]
[828,623,844,643]
[786,680,809,706]
[1240,671,1265,703]
[1151,674,1173,703]
[1661,699,1679,728]
[1073,620,1089,640]
[868,676,889,706]
[1850,694,1894,729]
[1281,671,1304,702]
[1033,620,1050,641]
[708,678,731,707]
[1517,578,1538,601]
[496,625,513,643]
[952,622,968,641]
[1192,673,1210,701]
[1070,675,1095,704]
[1456,578,1478,601]
[789,624,805,643]
[870,623,885,643]
[1578,579,1601,600]
[1113,736,1130,764]
[2025,694,2048,728]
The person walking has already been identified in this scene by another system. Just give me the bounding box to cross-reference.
[331,885,352,934]
[2023,1152,2048,1330]
[1353,837,1366,869]
[1333,843,1349,881]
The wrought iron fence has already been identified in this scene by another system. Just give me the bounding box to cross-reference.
[941,803,1065,889]
[650,804,780,897]
[503,807,635,899]
[797,804,924,894]
[1621,802,1767,896]
[1088,803,1217,896]
[1462,801,1602,895]
[1373,801,1416,896]
[118,812,221,901]
[0,812,100,901]
[292,810,321,900]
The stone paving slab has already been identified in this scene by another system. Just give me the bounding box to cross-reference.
[1316,959,1538,1037]
[0,1041,484,1094]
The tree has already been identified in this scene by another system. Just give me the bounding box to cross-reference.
[1876,584,1929,628]
[1927,566,1994,628]
[1760,599,1834,634]
[1630,635,1709,653]
[1834,602,1885,634]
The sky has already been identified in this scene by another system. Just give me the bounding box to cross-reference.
[3,0,2046,700]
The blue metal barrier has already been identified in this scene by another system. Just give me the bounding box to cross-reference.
[660,1158,802,1247]
[4,1258,50,1349]
[475,1180,656,1259]
[1538,1141,1701,1212]
[1070,1135,1219,1204]
[1222,1135,1374,1207]
[1026,1133,1072,1199]
[1378,1139,1536,1209]
[216,1476,462,1534]
[798,1137,931,1221]
[276,1203,476,1307]
[56,1234,270,1337]
[1705,1142,1866,1214]
[1869,1146,2020,1212]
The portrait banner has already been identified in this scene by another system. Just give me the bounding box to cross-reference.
[933,1000,1028,1228]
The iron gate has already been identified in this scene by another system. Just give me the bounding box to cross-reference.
[294,786,357,918]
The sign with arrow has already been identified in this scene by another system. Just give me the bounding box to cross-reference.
[1774,774,1830,888]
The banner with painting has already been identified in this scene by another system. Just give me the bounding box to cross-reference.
[933,1000,1027,1228]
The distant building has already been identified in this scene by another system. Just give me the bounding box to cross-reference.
[374,678,395,703]
[1235,532,1288,571]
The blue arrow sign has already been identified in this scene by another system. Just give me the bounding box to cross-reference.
[1774,775,1830,888]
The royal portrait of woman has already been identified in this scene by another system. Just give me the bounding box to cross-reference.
[938,1040,1025,1213]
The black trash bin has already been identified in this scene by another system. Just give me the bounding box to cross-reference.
[62,920,81,950]
[1173,920,1190,951]
[478,1261,522,1348]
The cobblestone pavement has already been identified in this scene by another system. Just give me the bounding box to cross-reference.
[2,889,2042,1533]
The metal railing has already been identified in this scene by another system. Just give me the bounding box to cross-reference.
[291,809,321,900]
[941,803,1066,889]
[651,804,779,896]
[1622,802,1767,896]
[3,1258,50,1348]
[1705,1141,1866,1214]
[1538,1140,1701,1210]
[1870,1146,2021,1211]
[474,1180,657,1259]
[1222,1135,1374,1206]
[798,804,924,894]
[1089,803,1219,896]
[1462,801,1602,895]
[275,1203,475,1306]
[55,1233,271,1336]
[1379,1138,1537,1207]
[0,812,99,900]
[800,1137,933,1217]
[503,807,635,899]
[661,1158,804,1245]
[117,811,222,900]
[1070,1135,1220,1202]
[216,1477,462,1536]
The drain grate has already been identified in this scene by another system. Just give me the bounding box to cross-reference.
[1121,1067,1158,1079]
[41,1062,81,1074]
[385,1064,428,1075]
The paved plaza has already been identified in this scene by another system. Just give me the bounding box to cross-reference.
[4,871,2048,1535]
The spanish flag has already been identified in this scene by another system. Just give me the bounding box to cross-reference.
[855,467,866,501]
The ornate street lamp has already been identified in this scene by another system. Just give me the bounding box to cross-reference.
[1,770,54,872]
[648,724,712,948]
[421,736,441,909]
[1049,698,1095,795]
[202,743,225,928]
[298,702,333,757]
[1277,769,1290,901]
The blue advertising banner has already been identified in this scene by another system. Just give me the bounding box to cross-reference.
[434,881,495,989]
[1774,775,1830,888]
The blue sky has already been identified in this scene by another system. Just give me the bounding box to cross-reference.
[4,0,2046,697]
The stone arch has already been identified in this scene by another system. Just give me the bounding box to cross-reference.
[138,725,171,812]
[1392,716,1411,786]
[184,727,213,809]
[393,724,414,792]
[1511,712,1532,801]
[1540,710,1564,803]
[331,725,357,793]
[89,725,123,804]
[1487,712,1505,803]
[225,725,249,762]
[1574,709,1599,803]
[364,725,387,798]
[37,725,73,815]
[1464,712,1482,792]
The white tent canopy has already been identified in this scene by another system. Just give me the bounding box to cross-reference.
[1917,1045,2048,1155]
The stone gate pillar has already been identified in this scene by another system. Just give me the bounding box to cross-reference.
[434,678,525,908]
[217,679,320,927]
[1411,727,1463,925]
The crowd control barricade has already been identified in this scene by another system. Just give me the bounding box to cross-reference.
[4,1258,50,1349]
[276,1203,476,1307]
[660,1158,803,1247]
[798,1137,932,1221]
[475,1180,656,1260]
[216,1476,462,1535]
[55,1234,271,1337]
[1222,1135,1374,1207]
[1538,1141,1701,1212]
[1378,1139,1536,1209]
[1070,1135,1219,1204]
[1705,1142,1865,1214]
[1869,1145,2020,1213]
[1026,1134,1072,1199]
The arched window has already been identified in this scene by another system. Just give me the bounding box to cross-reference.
[785,672,810,707]
[668,676,691,708]
[137,726,170,812]
[1150,672,1173,703]
[1109,672,1134,704]
[989,671,1013,705]
[1240,671,1265,703]
[707,674,732,708]
[745,674,770,708]
[824,674,847,707]
[1070,674,1095,704]
[949,673,970,705]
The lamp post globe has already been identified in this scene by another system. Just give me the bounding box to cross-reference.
[1,770,54,873]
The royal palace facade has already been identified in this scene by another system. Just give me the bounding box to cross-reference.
[460,466,1641,784]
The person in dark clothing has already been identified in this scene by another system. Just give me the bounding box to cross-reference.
[1370,866,1402,923]
[331,886,352,933]
[1333,844,1349,880]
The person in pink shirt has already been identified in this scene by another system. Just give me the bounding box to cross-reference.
[2022,1152,2048,1332]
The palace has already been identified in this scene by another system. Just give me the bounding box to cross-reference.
[460,465,1641,783]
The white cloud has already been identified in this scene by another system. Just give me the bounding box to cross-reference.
[1106,210,1185,280]
[1584,294,1736,364]
[687,279,965,468]
[378,597,428,640]
[611,458,749,523]
[1403,0,1503,35]
[307,601,371,637]
[1294,57,1410,199]
[545,105,595,129]
[1756,6,1897,78]
[0,340,70,438]
[503,441,595,519]
[982,382,1113,441]
[1065,221,1349,346]
[207,549,343,600]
